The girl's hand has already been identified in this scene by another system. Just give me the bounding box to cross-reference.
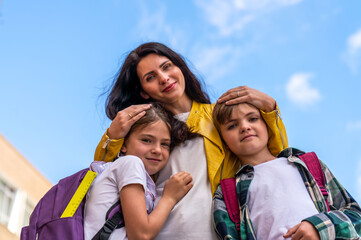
[283,221,320,240]
[107,104,152,139]
[120,172,192,240]
[163,171,193,205]
[217,86,276,113]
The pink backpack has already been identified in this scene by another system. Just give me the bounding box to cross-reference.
[220,151,330,231]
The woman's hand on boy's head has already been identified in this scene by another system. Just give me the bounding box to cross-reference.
[163,171,193,205]
[283,221,320,240]
[107,104,152,139]
[217,86,276,113]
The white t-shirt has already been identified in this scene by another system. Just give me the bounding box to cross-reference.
[248,157,319,239]
[84,155,156,240]
[154,112,218,240]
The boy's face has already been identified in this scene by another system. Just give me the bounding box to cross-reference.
[121,120,171,175]
[219,103,269,160]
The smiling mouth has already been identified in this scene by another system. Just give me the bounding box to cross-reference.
[147,158,161,162]
[162,82,176,92]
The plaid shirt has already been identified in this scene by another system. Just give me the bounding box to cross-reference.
[213,148,361,240]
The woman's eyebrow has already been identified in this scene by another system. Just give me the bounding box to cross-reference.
[159,60,170,68]
[142,60,170,79]
[142,71,154,79]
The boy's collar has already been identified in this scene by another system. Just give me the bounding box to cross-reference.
[235,164,254,176]
[277,147,305,158]
[234,148,308,177]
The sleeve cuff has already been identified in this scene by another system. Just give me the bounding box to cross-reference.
[303,214,335,240]
[94,130,124,162]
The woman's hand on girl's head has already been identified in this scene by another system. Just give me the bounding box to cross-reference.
[163,171,193,205]
[217,86,276,113]
[107,104,152,139]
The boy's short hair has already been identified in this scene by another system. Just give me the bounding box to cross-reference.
[212,102,268,133]
[212,102,236,133]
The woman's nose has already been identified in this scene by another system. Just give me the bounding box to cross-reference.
[159,72,169,84]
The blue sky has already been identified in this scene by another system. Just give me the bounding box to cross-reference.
[1,0,361,202]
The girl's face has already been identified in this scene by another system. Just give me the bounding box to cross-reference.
[219,104,269,160]
[137,53,189,107]
[121,120,171,176]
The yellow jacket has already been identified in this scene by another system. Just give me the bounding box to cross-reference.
[94,101,288,194]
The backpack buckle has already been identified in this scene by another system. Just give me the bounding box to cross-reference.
[103,220,117,233]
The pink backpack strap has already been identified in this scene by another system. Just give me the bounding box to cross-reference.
[298,152,330,211]
[220,178,240,231]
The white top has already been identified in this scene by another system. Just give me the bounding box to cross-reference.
[84,156,156,240]
[154,112,218,240]
[248,157,319,239]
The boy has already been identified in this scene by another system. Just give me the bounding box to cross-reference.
[212,102,361,239]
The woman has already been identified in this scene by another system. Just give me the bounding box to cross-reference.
[94,42,288,239]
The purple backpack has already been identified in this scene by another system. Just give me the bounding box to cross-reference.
[20,168,124,240]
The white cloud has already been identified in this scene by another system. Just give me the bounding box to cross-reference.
[194,0,254,36]
[343,28,361,73]
[348,29,361,52]
[286,73,321,106]
[188,0,304,84]
[194,0,303,36]
[191,45,239,84]
[277,0,303,6]
[135,1,186,50]
[347,121,361,132]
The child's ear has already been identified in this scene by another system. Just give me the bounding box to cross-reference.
[120,143,127,154]
[140,91,150,99]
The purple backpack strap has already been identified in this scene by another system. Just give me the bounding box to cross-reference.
[298,152,330,211]
[220,178,240,231]
[92,200,124,240]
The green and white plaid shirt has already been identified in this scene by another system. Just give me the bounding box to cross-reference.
[213,148,361,240]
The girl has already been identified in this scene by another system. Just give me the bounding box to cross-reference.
[84,103,194,240]
[94,42,288,239]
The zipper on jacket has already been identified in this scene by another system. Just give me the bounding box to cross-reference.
[275,109,286,149]
[102,138,111,149]
[101,138,112,162]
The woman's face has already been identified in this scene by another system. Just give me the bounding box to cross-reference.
[136,53,188,106]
